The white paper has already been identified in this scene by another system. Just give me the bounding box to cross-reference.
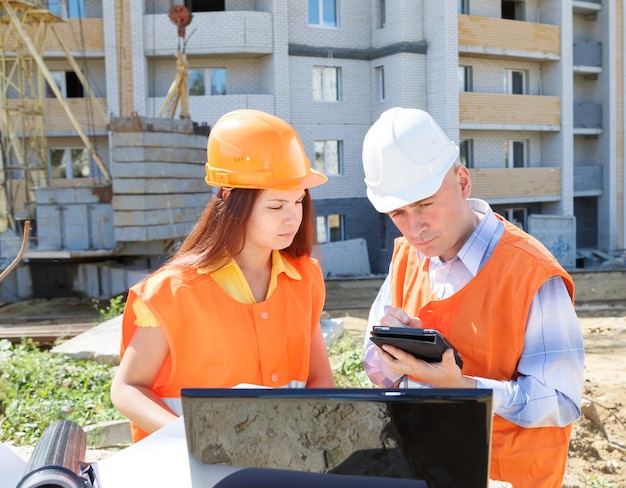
[0,442,28,488]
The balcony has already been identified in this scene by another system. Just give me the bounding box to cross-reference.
[458,15,560,61]
[573,1,602,16]
[2,17,104,56]
[5,98,108,135]
[573,102,602,135]
[144,10,273,56]
[573,38,602,73]
[45,18,105,54]
[44,98,109,134]
[460,92,560,130]
[574,165,603,196]
[469,167,561,203]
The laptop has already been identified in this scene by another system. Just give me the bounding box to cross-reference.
[181,388,492,488]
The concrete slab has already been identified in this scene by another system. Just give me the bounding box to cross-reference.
[51,315,122,365]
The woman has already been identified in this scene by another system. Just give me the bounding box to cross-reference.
[111,109,335,442]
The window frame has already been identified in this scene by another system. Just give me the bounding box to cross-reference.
[458,0,470,14]
[209,68,226,95]
[504,140,527,168]
[189,0,225,12]
[188,69,206,96]
[504,69,527,95]
[308,0,338,27]
[313,140,343,176]
[503,207,528,230]
[46,71,83,98]
[312,66,341,102]
[376,66,385,101]
[48,147,94,180]
[46,71,66,98]
[458,65,473,92]
[459,139,474,169]
[187,68,227,96]
[502,1,525,21]
[378,0,386,29]
[316,214,345,243]
[48,0,86,18]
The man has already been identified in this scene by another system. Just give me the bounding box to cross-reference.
[361,107,584,488]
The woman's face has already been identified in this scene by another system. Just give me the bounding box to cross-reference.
[244,188,306,253]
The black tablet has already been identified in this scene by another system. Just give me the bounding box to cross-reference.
[370,326,463,369]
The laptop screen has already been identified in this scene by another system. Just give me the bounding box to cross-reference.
[181,388,492,488]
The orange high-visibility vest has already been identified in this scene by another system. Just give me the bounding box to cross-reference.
[120,254,325,441]
[390,217,575,488]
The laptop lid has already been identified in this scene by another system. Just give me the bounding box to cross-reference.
[181,388,492,488]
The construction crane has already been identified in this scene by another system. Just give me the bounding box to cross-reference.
[0,0,109,233]
[158,5,193,119]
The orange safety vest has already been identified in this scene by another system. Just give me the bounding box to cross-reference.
[390,216,575,488]
[121,254,325,442]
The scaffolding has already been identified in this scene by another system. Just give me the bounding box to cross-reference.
[0,0,109,233]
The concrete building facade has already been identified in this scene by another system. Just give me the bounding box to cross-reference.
[0,0,624,299]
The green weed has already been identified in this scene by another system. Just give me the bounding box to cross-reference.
[328,334,372,389]
[582,477,620,488]
[92,294,126,322]
[0,339,123,446]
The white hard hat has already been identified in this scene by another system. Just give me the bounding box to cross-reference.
[362,107,459,213]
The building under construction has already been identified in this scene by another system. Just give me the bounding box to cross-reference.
[0,0,625,302]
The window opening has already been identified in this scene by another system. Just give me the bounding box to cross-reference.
[188,0,225,12]
[313,66,340,101]
[314,140,342,175]
[502,1,525,20]
[379,0,386,28]
[459,139,474,168]
[308,0,337,27]
[316,214,344,243]
[458,66,472,92]
[504,140,526,168]
[504,69,526,95]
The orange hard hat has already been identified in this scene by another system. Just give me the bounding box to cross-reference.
[205,109,327,190]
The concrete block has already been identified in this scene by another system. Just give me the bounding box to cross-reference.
[50,314,122,365]
[84,419,132,448]
[112,178,207,194]
[319,238,371,278]
[321,318,343,347]
[528,215,577,269]
[35,185,112,205]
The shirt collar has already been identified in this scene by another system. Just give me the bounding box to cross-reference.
[197,250,302,281]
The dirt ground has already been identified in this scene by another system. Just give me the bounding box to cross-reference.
[2,297,625,486]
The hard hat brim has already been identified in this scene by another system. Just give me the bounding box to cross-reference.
[205,166,328,191]
[366,168,450,214]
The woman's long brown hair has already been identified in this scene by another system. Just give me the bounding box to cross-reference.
[163,188,318,271]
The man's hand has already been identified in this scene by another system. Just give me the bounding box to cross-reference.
[377,345,477,389]
[380,306,423,328]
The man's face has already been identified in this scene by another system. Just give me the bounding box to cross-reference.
[387,165,473,262]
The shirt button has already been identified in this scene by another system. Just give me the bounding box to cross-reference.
[271,373,279,382]
[260,311,269,319]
